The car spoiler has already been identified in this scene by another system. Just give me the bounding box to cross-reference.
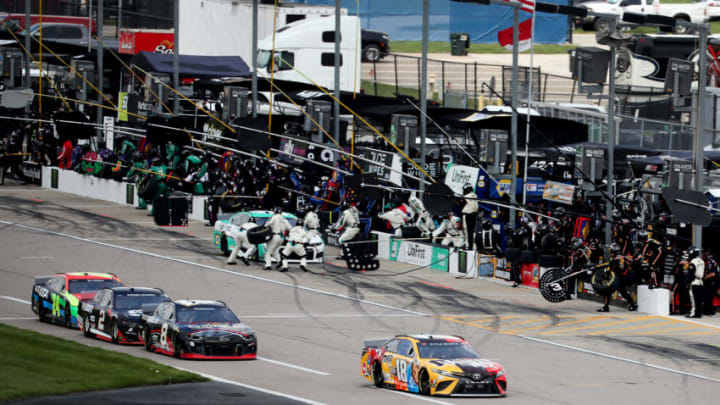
[33,275,53,286]
[363,338,390,349]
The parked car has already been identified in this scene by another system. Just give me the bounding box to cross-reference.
[577,0,708,33]
[361,29,391,62]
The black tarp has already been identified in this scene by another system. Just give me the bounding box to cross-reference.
[131,51,250,78]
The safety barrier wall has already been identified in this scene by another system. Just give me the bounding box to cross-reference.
[40,167,211,223]
[41,167,139,207]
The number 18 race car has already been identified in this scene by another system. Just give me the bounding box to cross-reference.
[139,300,257,360]
[31,272,123,328]
[78,287,170,344]
[361,334,507,397]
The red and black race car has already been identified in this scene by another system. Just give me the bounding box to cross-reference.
[78,287,170,344]
[139,300,257,360]
[31,272,123,329]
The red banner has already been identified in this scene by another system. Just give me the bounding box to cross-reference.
[521,263,540,288]
[119,30,174,55]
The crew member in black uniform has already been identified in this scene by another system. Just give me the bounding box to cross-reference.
[702,252,719,316]
[598,243,638,312]
[639,230,664,289]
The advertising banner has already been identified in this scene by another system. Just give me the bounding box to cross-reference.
[521,263,540,288]
[358,147,402,186]
[389,239,449,271]
[119,30,174,55]
[444,164,480,195]
[542,181,575,205]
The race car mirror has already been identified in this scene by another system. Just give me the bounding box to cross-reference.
[662,187,712,227]
[538,268,570,303]
[423,182,456,216]
[53,111,94,140]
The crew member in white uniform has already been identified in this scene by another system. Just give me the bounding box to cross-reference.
[432,211,465,248]
[334,202,361,244]
[280,218,310,272]
[377,202,414,236]
[304,208,321,236]
[408,195,436,237]
[227,220,258,266]
[688,248,706,318]
[264,208,292,270]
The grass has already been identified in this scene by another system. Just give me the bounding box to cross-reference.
[391,41,576,55]
[0,323,207,402]
[360,80,483,109]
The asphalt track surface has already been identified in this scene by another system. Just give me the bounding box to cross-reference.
[1,181,720,404]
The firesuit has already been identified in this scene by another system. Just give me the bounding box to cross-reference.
[408,195,435,237]
[227,221,258,266]
[461,184,479,250]
[335,204,361,244]
[432,213,465,248]
[688,250,705,318]
[377,203,414,236]
[264,212,292,270]
[281,222,311,272]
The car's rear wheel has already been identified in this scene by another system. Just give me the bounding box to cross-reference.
[111,320,119,343]
[419,369,431,396]
[143,328,153,352]
[372,362,384,388]
[83,314,94,338]
[220,234,230,256]
[173,339,183,359]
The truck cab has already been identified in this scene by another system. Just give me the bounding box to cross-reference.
[256,15,361,93]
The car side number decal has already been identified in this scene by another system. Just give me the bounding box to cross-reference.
[396,359,409,383]
[98,311,106,330]
[161,323,168,346]
[51,294,60,317]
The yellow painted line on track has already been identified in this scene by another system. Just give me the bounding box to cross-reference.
[502,316,609,334]
[497,316,554,328]
[584,320,677,336]
[627,325,699,335]
[659,317,720,332]
[538,316,656,335]
[683,330,720,336]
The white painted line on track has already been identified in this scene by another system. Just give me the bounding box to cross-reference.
[93,238,197,241]
[387,389,455,405]
[0,220,429,317]
[0,317,36,320]
[20,256,54,260]
[0,296,31,305]
[174,366,327,405]
[518,335,720,384]
[257,356,331,376]
[240,313,425,319]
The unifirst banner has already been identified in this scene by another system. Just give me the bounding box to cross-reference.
[389,239,449,271]
[444,164,480,195]
[542,181,575,205]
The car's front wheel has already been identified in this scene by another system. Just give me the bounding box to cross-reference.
[143,328,153,352]
[419,369,431,395]
[372,362,384,388]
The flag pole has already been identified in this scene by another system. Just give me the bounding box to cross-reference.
[521,7,536,208]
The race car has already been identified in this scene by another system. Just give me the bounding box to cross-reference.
[78,287,170,344]
[212,210,325,265]
[139,300,257,360]
[361,334,507,397]
[31,272,123,329]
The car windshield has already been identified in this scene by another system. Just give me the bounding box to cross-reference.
[69,279,122,294]
[177,306,240,323]
[114,293,168,310]
[417,341,481,360]
[257,50,272,68]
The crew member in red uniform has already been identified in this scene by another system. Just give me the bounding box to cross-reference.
[57,139,74,169]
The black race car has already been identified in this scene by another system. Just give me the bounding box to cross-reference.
[139,300,257,360]
[78,287,170,344]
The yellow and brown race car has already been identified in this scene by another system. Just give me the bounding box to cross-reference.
[361,334,507,397]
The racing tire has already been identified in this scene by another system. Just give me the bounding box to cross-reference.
[419,369,431,396]
[363,44,382,63]
[592,269,620,296]
[220,234,230,256]
[247,226,273,245]
[173,339,183,359]
[64,303,72,328]
[83,314,94,338]
[143,328,153,352]
[372,362,384,388]
[137,175,159,200]
[37,302,46,323]
[111,320,119,344]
